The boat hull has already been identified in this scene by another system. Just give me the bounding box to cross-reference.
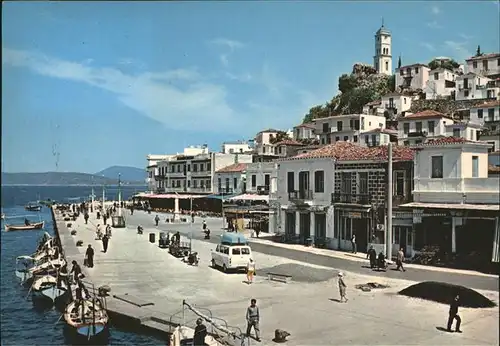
[5,221,44,232]
[25,206,42,212]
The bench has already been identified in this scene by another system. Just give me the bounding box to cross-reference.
[267,272,292,284]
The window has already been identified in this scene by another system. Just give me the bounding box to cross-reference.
[473,61,477,68]
[200,163,204,171]
[207,163,211,171]
[393,171,405,196]
[371,134,377,144]
[498,58,500,66]
[464,90,469,97]
[452,128,460,137]
[188,180,191,187]
[176,180,181,188]
[201,180,205,188]
[251,175,256,188]
[206,180,211,188]
[472,156,479,178]
[193,164,198,172]
[233,177,237,189]
[431,156,443,178]
[225,178,230,192]
[193,180,197,188]
[427,121,435,134]
[488,142,496,152]
[322,123,329,133]
[416,122,422,132]
[343,136,348,141]
[415,140,422,144]
[477,109,483,118]
[358,172,368,195]
[187,164,191,172]
[403,141,409,146]
[353,135,358,142]
[314,170,324,193]
[264,174,270,189]
[337,121,343,131]
[483,60,488,70]
[364,135,369,144]
[488,108,495,120]
[385,61,388,71]
[232,248,241,255]
[218,178,222,192]
[177,165,181,173]
[287,172,294,192]
[333,136,339,142]
[403,123,409,134]
[434,72,439,80]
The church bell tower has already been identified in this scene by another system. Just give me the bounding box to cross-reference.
[373,19,393,75]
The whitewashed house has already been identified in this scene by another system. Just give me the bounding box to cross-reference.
[380,92,413,116]
[254,129,279,156]
[245,162,277,195]
[397,110,455,145]
[293,123,317,141]
[455,73,499,101]
[465,53,500,78]
[146,154,175,193]
[314,114,386,145]
[221,141,252,154]
[395,64,430,91]
[362,100,384,116]
[214,163,248,195]
[470,100,500,126]
[400,137,500,266]
[361,128,398,147]
[424,68,457,100]
[444,122,482,141]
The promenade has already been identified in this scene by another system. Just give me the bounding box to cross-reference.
[54,208,499,345]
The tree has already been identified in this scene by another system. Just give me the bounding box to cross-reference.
[476,45,482,57]
[269,131,289,144]
[428,58,460,71]
[338,74,358,93]
[302,104,328,123]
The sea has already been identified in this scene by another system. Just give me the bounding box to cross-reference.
[0,185,164,345]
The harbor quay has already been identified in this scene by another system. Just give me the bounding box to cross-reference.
[53,207,500,345]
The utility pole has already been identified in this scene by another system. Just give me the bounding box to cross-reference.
[221,186,225,231]
[91,175,95,212]
[102,176,106,212]
[118,173,122,217]
[386,143,393,261]
[189,197,193,251]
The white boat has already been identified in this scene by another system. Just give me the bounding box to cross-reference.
[64,298,109,339]
[170,325,221,346]
[15,255,37,282]
[32,275,69,303]
[20,258,66,283]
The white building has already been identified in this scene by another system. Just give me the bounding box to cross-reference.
[455,73,499,101]
[246,162,277,195]
[470,100,500,126]
[397,110,455,145]
[146,154,175,193]
[254,129,280,157]
[313,114,387,145]
[424,68,457,100]
[373,24,392,75]
[361,128,397,147]
[214,163,248,195]
[395,64,430,91]
[157,151,252,194]
[221,141,252,154]
[465,53,500,78]
[400,137,500,264]
[362,100,384,116]
[444,122,482,141]
[293,124,316,141]
[380,92,413,116]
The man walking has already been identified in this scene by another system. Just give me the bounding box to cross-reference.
[84,212,89,224]
[102,234,109,253]
[155,214,160,226]
[85,244,95,268]
[367,246,377,269]
[338,272,348,303]
[351,234,357,254]
[396,248,406,272]
[246,299,261,342]
[447,293,462,333]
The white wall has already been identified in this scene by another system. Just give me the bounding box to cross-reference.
[381,94,412,113]
[425,69,457,100]
[246,162,277,193]
[221,143,251,154]
[455,74,498,101]
[214,172,245,194]
[470,105,500,125]
[395,65,430,91]
[397,117,454,145]
[466,56,500,78]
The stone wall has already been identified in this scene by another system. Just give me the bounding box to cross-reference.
[409,99,492,117]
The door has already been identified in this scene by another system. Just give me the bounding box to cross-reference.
[399,227,407,257]
[315,213,326,239]
[353,218,368,253]
[298,171,310,198]
[285,212,296,236]
[299,213,311,242]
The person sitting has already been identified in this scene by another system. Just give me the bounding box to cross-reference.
[204,228,210,239]
[377,252,387,271]
[25,218,30,226]
[193,318,207,346]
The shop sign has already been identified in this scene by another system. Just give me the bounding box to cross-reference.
[348,212,362,219]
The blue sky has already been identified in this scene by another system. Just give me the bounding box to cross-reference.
[2,1,499,173]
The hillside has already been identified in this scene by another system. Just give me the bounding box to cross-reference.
[95,166,146,182]
[1,172,144,186]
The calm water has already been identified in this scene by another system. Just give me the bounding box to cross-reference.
[0,185,165,345]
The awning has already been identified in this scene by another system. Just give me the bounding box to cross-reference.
[204,194,238,200]
[228,194,269,202]
[399,202,500,212]
[147,194,205,199]
[133,192,153,198]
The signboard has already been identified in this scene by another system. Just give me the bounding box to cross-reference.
[413,209,423,224]
[348,212,362,219]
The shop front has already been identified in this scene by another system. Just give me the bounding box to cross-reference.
[334,206,372,252]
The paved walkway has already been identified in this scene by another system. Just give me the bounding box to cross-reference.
[55,208,499,345]
[126,211,499,291]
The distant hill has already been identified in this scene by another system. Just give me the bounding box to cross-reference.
[1,172,145,186]
[95,166,146,182]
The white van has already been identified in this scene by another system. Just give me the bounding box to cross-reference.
[211,244,253,273]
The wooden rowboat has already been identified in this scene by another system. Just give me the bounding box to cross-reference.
[25,205,42,212]
[5,221,44,232]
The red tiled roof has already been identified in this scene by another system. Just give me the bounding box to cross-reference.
[414,137,482,146]
[216,163,247,173]
[470,100,500,109]
[294,123,315,129]
[275,139,304,146]
[466,53,500,61]
[401,110,452,120]
[362,128,398,135]
[287,142,414,162]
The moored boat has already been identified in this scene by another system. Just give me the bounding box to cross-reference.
[31,274,69,303]
[64,298,109,340]
[25,204,42,212]
[5,221,44,232]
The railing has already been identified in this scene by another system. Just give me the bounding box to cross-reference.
[392,195,411,207]
[414,178,500,192]
[288,190,313,201]
[485,117,499,123]
[154,175,165,181]
[218,188,233,194]
[191,170,211,176]
[407,131,427,138]
[331,192,371,205]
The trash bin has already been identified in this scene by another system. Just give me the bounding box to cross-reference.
[305,238,313,247]
[149,233,155,243]
[159,232,166,248]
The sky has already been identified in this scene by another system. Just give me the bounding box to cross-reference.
[2,1,499,173]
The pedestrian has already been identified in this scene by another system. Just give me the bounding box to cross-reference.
[96,224,103,240]
[103,214,107,225]
[57,263,68,288]
[193,318,207,346]
[447,293,462,333]
[246,299,261,342]
[351,234,357,254]
[202,220,207,231]
[338,272,348,303]
[246,259,256,284]
[105,224,112,238]
[70,260,82,283]
[396,248,406,272]
[191,212,195,223]
[155,214,160,226]
[84,212,89,224]
[85,244,94,268]
[102,234,109,253]
[367,246,377,269]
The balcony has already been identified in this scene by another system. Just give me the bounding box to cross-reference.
[154,174,165,181]
[191,170,211,177]
[392,195,411,207]
[406,131,427,138]
[413,177,500,204]
[218,188,233,195]
[288,190,313,202]
[331,192,372,205]
[485,117,499,123]
[458,85,470,91]
[257,185,270,195]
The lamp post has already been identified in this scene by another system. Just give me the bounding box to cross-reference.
[221,186,225,231]
[118,173,122,217]
[102,175,106,212]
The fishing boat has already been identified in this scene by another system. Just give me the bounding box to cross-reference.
[64,297,109,340]
[17,257,66,284]
[31,274,69,303]
[5,221,44,232]
[25,204,42,212]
